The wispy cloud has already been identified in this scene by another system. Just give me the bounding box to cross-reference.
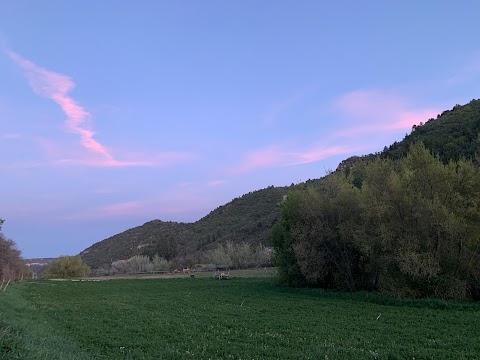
[233,89,441,174]
[207,180,225,186]
[2,133,21,139]
[234,143,357,174]
[7,51,113,159]
[333,89,440,137]
[7,50,192,168]
[99,201,143,217]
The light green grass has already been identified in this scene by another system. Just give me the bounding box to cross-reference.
[1,277,479,359]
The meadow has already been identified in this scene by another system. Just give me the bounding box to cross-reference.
[1,272,479,359]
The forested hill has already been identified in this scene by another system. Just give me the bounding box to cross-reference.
[80,186,291,269]
[80,99,480,270]
[337,99,480,170]
[384,99,480,162]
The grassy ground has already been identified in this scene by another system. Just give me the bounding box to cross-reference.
[84,267,277,281]
[1,275,479,359]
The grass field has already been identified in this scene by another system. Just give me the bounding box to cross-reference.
[1,273,479,359]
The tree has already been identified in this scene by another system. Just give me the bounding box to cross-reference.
[44,255,90,278]
[271,144,480,300]
[152,254,175,272]
[359,143,480,299]
[0,219,29,280]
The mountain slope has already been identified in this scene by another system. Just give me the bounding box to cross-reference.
[81,99,480,269]
[384,99,480,162]
[338,99,480,171]
[80,186,290,268]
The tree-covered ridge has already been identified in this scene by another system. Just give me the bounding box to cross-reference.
[384,99,480,163]
[80,186,288,269]
[337,99,480,171]
[272,144,480,300]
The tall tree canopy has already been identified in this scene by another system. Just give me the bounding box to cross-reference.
[271,144,480,300]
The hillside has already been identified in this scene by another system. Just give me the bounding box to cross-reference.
[80,186,291,269]
[81,99,480,269]
[337,99,480,171]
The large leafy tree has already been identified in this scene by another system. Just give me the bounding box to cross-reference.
[358,144,480,299]
[44,255,91,279]
[0,219,29,280]
[272,144,480,300]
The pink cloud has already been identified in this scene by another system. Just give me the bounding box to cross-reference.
[99,201,142,217]
[2,133,21,139]
[289,145,358,165]
[207,180,225,186]
[335,90,406,118]
[392,110,439,130]
[234,143,358,174]
[7,50,192,168]
[334,90,440,137]
[236,146,284,173]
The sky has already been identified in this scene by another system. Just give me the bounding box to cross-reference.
[1,1,479,258]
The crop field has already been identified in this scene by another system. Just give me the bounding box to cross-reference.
[1,274,479,359]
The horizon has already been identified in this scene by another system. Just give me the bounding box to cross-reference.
[1,1,479,258]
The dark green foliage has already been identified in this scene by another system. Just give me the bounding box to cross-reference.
[81,187,289,269]
[1,279,480,359]
[384,100,480,163]
[337,99,480,171]
[272,144,480,300]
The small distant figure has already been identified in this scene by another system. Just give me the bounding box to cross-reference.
[213,266,230,280]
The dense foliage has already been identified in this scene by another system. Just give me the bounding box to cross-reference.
[0,219,29,280]
[1,277,479,359]
[272,144,480,300]
[384,99,480,163]
[43,256,91,279]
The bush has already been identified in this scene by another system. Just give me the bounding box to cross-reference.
[43,256,90,279]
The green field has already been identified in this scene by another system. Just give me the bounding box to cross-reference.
[1,274,479,359]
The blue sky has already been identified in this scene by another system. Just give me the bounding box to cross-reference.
[1,1,479,258]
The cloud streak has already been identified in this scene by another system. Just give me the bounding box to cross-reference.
[233,89,440,174]
[7,50,191,168]
[7,51,115,159]
[234,143,358,174]
[333,90,440,137]
[2,133,21,139]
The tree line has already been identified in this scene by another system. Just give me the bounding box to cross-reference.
[93,241,272,276]
[271,143,480,300]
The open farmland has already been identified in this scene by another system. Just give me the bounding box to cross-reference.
[1,276,479,359]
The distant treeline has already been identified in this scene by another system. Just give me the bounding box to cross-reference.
[92,241,272,276]
[272,143,480,300]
